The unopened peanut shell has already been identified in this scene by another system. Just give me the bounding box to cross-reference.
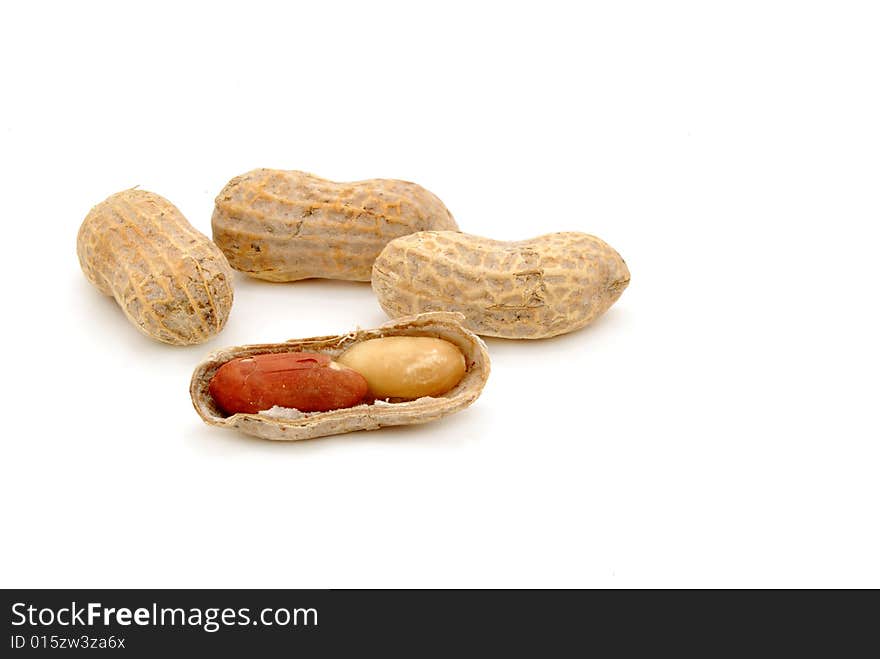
[372,231,630,339]
[77,189,234,345]
[211,169,459,282]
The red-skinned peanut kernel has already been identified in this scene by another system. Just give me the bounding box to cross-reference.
[208,352,368,414]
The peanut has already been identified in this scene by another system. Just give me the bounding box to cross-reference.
[208,352,368,414]
[77,189,234,345]
[190,312,490,442]
[211,169,459,282]
[337,337,466,399]
[371,231,630,339]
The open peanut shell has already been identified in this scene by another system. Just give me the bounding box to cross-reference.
[190,312,490,441]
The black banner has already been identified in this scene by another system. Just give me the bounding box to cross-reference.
[2,589,874,655]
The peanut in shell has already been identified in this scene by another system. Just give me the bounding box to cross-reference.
[371,231,630,339]
[77,189,234,345]
[211,169,458,282]
[190,312,490,441]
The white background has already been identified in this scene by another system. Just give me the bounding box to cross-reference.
[1,1,878,588]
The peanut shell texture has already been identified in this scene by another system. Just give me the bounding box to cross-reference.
[211,169,459,282]
[371,231,630,339]
[77,189,234,345]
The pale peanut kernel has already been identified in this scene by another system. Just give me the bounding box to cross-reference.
[337,337,466,399]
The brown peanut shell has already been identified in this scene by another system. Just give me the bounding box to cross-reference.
[211,169,459,282]
[77,189,234,345]
[190,312,490,441]
[371,231,630,339]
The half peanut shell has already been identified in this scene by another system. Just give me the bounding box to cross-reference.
[190,312,490,441]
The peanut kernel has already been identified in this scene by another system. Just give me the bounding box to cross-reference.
[337,337,466,399]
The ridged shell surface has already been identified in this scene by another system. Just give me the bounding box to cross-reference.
[77,189,234,345]
[190,312,490,441]
[212,169,459,282]
[372,231,630,339]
